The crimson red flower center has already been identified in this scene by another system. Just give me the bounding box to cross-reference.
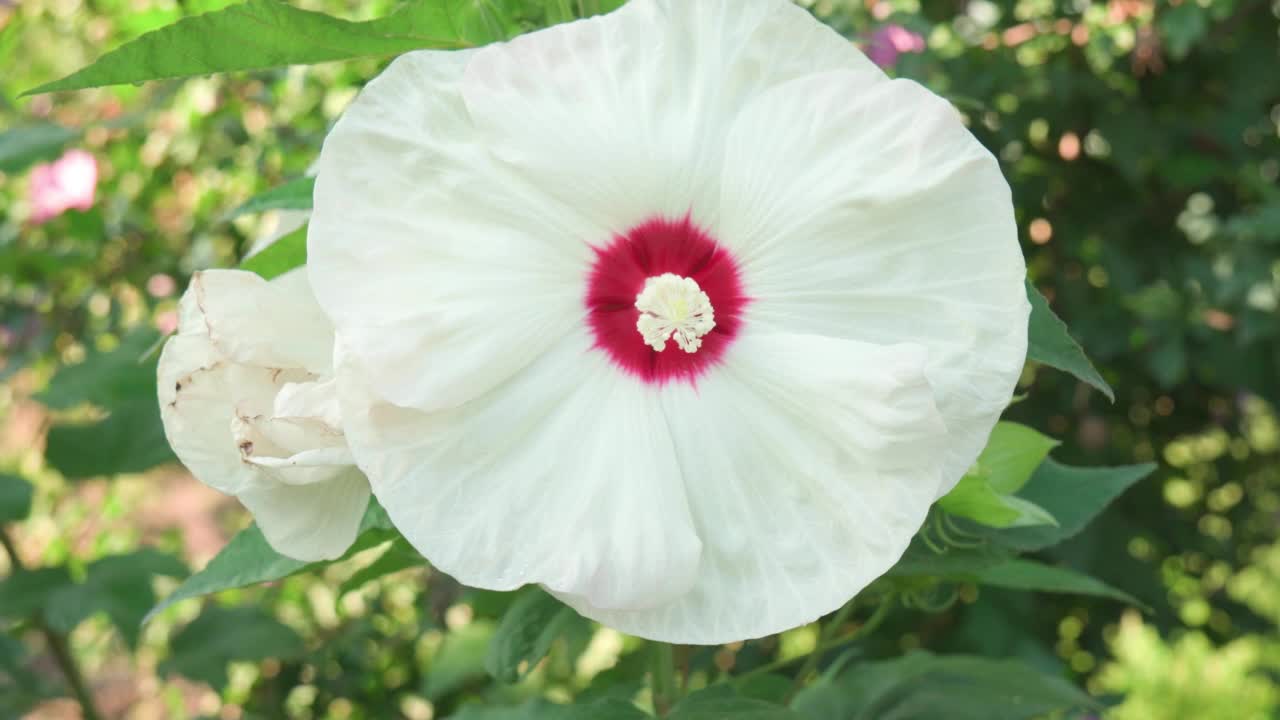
[585,216,748,385]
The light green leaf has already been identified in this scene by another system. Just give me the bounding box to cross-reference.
[938,474,1057,529]
[1026,280,1114,401]
[0,123,79,173]
[672,686,805,720]
[25,0,470,96]
[989,460,1156,551]
[977,422,1060,494]
[241,223,306,279]
[973,559,1144,607]
[224,176,314,219]
[159,606,304,689]
[485,587,584,684]
[791,651,1099,720]
[0,474,33,524]
[148,500,393,620]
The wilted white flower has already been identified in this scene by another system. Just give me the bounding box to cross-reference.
[158,269,369,561]
[309,0,1029,642]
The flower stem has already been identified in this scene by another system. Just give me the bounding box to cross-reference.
[649,641,680,716]
[0,527,102,720]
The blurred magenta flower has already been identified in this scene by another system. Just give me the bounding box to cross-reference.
[866,24,926,69]
[28,149,98,223]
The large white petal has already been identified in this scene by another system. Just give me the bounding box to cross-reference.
[337,331,703,611]
[718,71,1029,497]
[308,50,588,414]
[237,468,370,562]
[558,331,947,643]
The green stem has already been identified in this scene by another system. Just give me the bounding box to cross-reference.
[0,527,102,720]
[649,641,679,717]
[734,597,895,689]
[792,597,862,689]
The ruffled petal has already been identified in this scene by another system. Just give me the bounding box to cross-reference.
[237,468,370,562]
[337,331,703,611]
[718,71,1029,496]
[557,331,947,643]
[186,269,334,374]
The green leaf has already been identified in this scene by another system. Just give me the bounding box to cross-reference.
[159,606,304,688]
[448,698,650,720]
[976,423,1060,494]
[38,330,161,410]
[148,499,392,620]
[25,0,470,96]
[0,123,80,173]
[1026,281,1114,401]
[0,567,74,619]
[224,176,314,219]
[672,686,805,720]
[938,474,1057,529]
[0,474,34,523]
[791,651,1099,720]
[887,537,1015,578]
[972,559,1144,608]
[338,535,424,595]
[485,587,583,684]
[45,398,176,478]
[45,550,188,645]
[988,460,1156,551]
[424,620,495,701]
[241,223,306,279]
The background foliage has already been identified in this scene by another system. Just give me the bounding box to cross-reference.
[0,0,1277,718]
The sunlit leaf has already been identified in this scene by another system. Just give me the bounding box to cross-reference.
[223,176,314,219]
[241,223,306,279]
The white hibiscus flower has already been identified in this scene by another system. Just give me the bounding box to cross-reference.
[158,269,369,562]
[309,0,1029,643]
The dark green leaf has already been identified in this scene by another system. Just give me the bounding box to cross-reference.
[485,587,583,684]
[45,550,188,645]
[672,686,805,720]
[44,397,176,478]
[424,620,495,701]
[224,176,314,219]
[972,559,1144,607]
[448,698,649,720]
[159,606,304,688]
[0,474,34,523]
[0,123,79,173]
[887,537,1015,579]
[240,223,306,279]
[1026,281,1114,401]
[38,330,161,410]
[26,0,470,95]
[791,651,1098,720]
[988,460,1156,551]
[148,499,392,620]
[0,567,74,619]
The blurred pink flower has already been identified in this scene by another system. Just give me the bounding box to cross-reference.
[28,149,98,224]
[866,24,926,69]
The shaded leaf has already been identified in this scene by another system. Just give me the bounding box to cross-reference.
[988,460,1156,551]
[159,606,304,688]
[424,620,495,701]
[1026,281,1114,401]
[0,567,74,619]
[241,223,306,279]
[0,474,33,524]
[672,686,805,720]
[338,535,424,595]
[448,698,649,720]
[972,559,1144,608]
[45,550,188,645]
[791,651,1099,720]
[45,397,175,478]
[485,587,584,684]
[38,330,161,410]
[0,123,79,173]
[26,0,470,95]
